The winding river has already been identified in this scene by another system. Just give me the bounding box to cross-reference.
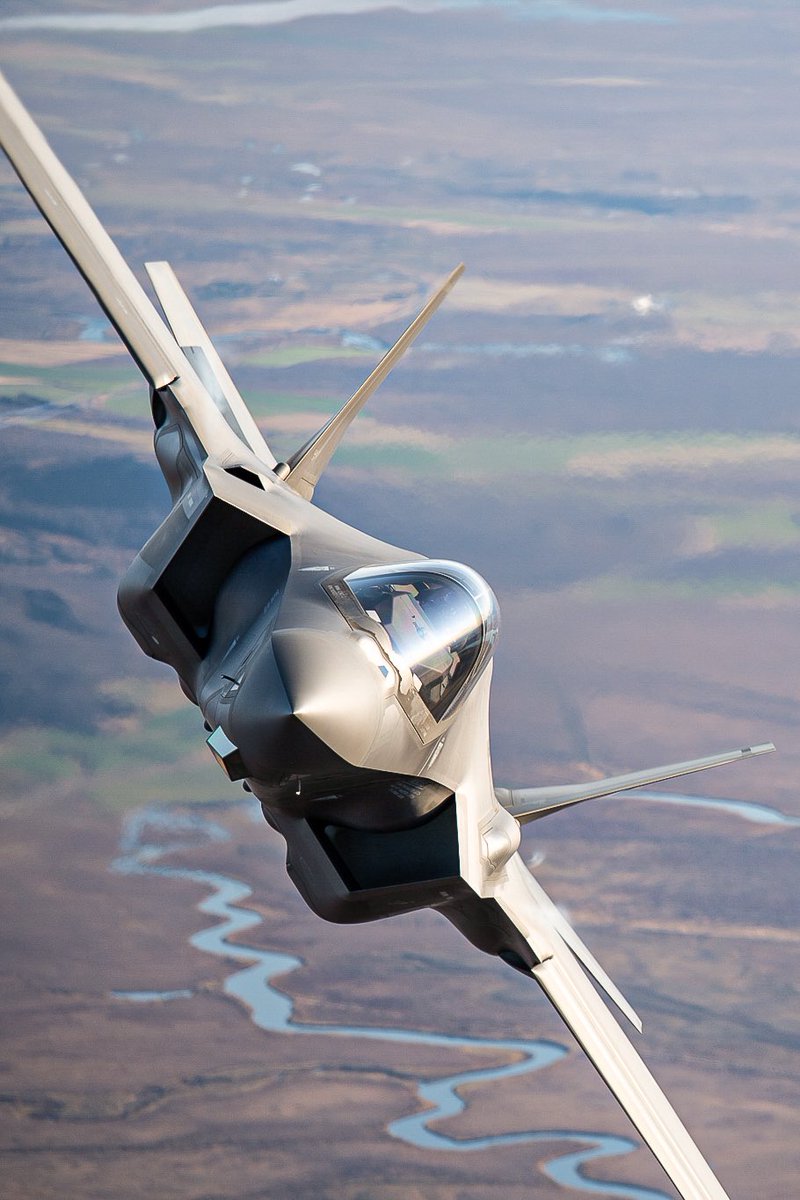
[111,790,796,1197]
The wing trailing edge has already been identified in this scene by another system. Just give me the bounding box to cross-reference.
[497,742,775,825]
[280,264,464,500]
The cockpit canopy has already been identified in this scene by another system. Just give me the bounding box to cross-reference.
[343,560,499,726]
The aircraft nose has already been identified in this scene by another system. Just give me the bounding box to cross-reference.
[272,627,388,765]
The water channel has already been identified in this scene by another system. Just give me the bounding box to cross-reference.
[111,790,797,1197]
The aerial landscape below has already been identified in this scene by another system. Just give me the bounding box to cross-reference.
[0,3,798,1199]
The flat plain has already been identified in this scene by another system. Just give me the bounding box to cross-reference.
[1,3,798,1198]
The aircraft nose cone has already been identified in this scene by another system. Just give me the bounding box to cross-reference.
[272,627,387,765]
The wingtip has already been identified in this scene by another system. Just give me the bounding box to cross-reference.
[743,742,776,756]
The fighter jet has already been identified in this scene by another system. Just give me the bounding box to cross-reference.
[0,69,774,1200]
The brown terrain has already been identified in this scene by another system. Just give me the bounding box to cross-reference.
[1,4,799,1199]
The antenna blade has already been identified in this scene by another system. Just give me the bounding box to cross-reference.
[498,742,775,825]
[283,263,464,500]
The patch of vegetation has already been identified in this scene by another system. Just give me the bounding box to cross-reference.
[0,680,232,810]
[711,504,800,549]
[0,360,141,415]
[242,389,336,418]
[244,344,372,369]
[335,442,443,473]
[585,574,800,603]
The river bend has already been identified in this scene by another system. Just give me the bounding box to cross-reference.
[111,791,797,1196]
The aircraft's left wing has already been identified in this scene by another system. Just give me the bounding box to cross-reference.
[495,854,732,1200]
[0,69,272,477]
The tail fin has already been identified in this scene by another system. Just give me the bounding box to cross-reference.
[523,867,642,1031]
[145,261,276,471]
[279,264,464,500]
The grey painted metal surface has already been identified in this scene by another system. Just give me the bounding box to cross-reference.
[0,67,776,1200]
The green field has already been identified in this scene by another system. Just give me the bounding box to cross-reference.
[0,682,232,810]
[243,344,373,369]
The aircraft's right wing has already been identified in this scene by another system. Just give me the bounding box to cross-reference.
[0,69,272,477]
[495,854,732,1200]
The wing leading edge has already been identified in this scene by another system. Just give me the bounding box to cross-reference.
[486,742,778,1196]
[0,70,179,391]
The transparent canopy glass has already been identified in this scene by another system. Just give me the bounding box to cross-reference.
[344,560,500,722]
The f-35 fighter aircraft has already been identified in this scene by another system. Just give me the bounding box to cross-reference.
[0,69,774,1200]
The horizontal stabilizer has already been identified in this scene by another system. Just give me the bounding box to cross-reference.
[497,742,775,825]
[281,264,464,500]
[145,261,276,469]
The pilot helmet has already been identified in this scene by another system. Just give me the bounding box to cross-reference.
[339,559,500,733]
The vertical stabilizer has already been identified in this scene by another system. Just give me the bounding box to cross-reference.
[146,261,276,470]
